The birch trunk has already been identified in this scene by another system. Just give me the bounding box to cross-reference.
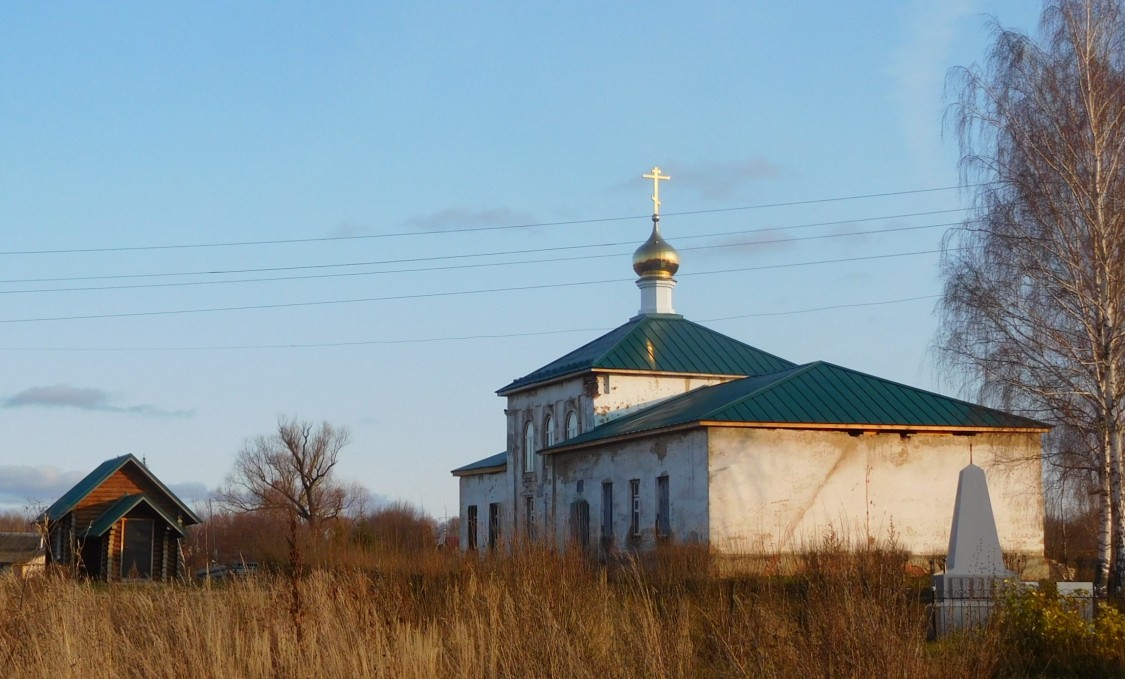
[941,0,1125,594]
[1097,463,1111,590]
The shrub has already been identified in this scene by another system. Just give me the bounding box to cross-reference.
[996,585,1125,677]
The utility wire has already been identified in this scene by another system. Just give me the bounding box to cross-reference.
[0,208,967,285]
[0,295,938,351]
[0,249,945,324]
[0,221,957,295]
[704,295,938,319]
[0,185,977,257]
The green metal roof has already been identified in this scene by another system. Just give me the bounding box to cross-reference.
[450,451,507,477]
[83,493,187,538]
[551,361,1049,450]
[498,314,794,394]
[41,454,202,526]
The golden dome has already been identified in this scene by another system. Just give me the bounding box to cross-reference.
[632,218,680,278]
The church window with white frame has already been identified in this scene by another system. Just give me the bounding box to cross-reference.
[565,411,578,439]
[523,421,536,473]
[544,414,555,448]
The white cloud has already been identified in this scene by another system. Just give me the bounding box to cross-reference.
[402,206,536,232]
[614,159,781,204]
[0,466,215,513]
[3,384,194,418]
[166,482,214,506]
[671,159,782,201]
[0,465,85,508]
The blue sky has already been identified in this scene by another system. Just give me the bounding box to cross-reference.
[0,1,1041,519]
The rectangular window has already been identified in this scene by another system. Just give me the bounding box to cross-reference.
[656,475,670,538]
[466,505,478,550]
[488,503,501,551]
[629,479,641,537]
[601,481,613,547]
[121,518,154,579]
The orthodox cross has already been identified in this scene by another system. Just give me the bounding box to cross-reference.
[643,166,670,216]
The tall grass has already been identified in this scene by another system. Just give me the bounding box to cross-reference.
[0,538,1078,679]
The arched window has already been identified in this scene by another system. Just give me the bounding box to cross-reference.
[565,411,578,439]
[544,414,555,448]
[523,421,536,473]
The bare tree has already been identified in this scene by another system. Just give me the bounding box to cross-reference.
[219,417,353,529]
[941,0,1125,593]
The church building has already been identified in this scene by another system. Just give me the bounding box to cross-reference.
[452,168,1047,566]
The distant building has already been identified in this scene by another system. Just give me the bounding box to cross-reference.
[0,532,45,577]
[452,168,1048,568]
[40,454,200,581]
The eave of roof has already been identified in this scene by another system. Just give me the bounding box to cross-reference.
[545,361,1050,453]
[497,314,794,395]
[451,451,507,477]
[41,454,202,526]
[82,493,187,538]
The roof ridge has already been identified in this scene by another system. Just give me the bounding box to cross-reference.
[546,357,1050,451]
[498,314,795,394]
[551,362,820,438]
[694,362,823,420]
[84,492,187,538]
[496,318,642,394]
[41,454,134,521]
[42,454,201,525]
[809,360,1049,426]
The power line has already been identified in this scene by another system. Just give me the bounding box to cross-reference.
[0,249,945,324]
[0,294,938,351]
[681,249,944,279]
[703,295,938,320]
[0,208,967,285]
[0,185,976,257]
[0,221,957,296]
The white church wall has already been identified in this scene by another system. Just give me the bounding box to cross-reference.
[504,378,588,539]
[502,372,722,540]
[459,471,506,551]
[590,373,735,426]
[546,429,710,551]
[706,428,1044,559]
[505,378,587,474]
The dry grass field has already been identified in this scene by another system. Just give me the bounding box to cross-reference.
[1,540,1122,679]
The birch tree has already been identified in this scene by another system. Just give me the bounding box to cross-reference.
[940,0,1125,593]
[219,417,353,529]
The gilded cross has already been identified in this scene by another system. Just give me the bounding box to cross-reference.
[643,166,670,216]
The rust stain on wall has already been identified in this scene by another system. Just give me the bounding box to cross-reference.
[777,436,861,550]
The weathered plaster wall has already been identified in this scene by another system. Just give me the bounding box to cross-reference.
[505,377,587,477]
[459,471,506,549]
[706,428,1044,558]
[590,373,734,426]
[503,378,587,539]
[502,372,719,539]
[547,429,710,551]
